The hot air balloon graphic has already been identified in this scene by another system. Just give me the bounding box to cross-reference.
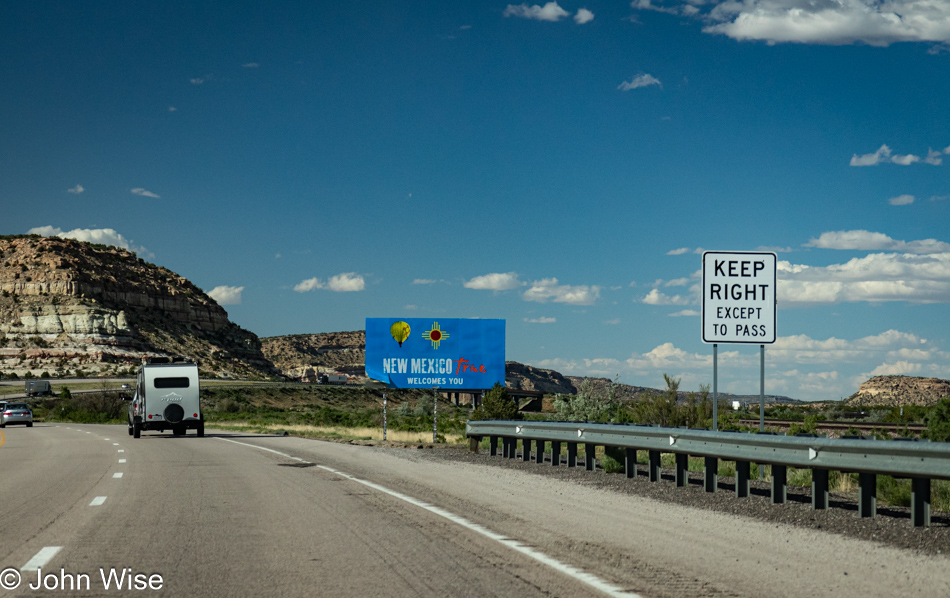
[390,321,411,347]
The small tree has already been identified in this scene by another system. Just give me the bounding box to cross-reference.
[471,383,521,421]
[553,378,618,423]
[924,397,950,442]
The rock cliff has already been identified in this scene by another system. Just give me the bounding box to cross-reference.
[0,235,277,378]
[844,375,950,407]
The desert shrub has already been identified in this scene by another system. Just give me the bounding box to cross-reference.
[924,397,950,442]
[553,378,618,423]
[602,445,626,473]
[471,383,521,421]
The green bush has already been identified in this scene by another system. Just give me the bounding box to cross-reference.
[471,383,521,421]
[924,397,950,442]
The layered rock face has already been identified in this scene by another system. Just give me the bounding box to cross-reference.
[0,235,276,378]
[260,331,366,378]
[845,375,950,407]
[506,362,577,394]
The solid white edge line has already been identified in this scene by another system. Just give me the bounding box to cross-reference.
[222,439,639,598]
[22,546,62,571]
[89,496,107,506]
[119,459,127,463]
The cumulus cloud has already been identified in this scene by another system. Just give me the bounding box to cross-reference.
[804,230,950,254]
[574,8,595,23]
[207,285,244,305]
[67,184,84,194]
[131,188,160,199]
[27,226,150,256]
[641,288,692,305]
[523,278,600,305]
[464,272,523,291]
[850,144,892,166]
[667,247,690,255]
[888,194,915,206]
[328,272,365,292]
[669,309,700,316]
[700,0,950,46]
[503,2,569,21]
[413,278,437,285]
[618,73,662,91]
[168,106,177,112]
[293,278,324,292]
[524,316,557,323]
[891,152,920,166]
[242,62,259,68]
[190,78,204,85]
[778,252,950,305]
[924,148,944,165]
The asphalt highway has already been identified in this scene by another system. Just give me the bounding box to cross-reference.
[1,424,948,598]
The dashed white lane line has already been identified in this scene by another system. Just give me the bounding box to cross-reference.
[223,439,640,598]
[113,443,119,446]
[118,450,125,453]
[113,473,124,479]
[105,438,110,441]
[22,546,62,571]
[89,496,107,506]
[119,459,127,464]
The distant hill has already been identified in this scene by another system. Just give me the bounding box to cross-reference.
[0,235,277,379]
[566,376,799,404]
[845,375,950,407]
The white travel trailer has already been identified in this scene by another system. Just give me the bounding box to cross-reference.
[126,358,204,438]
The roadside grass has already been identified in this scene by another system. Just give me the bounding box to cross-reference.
[210,421,466,444]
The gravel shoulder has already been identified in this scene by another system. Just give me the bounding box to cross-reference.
[369,441,950,556]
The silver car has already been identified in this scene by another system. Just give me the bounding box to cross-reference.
[0,403,33,428]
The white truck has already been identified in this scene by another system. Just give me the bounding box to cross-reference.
[126,358,204,438]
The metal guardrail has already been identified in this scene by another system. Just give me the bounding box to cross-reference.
[466,420,950,527]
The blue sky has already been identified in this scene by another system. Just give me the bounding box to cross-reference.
[3,1,949,400]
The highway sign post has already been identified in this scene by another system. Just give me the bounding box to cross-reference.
[702,251,777,432]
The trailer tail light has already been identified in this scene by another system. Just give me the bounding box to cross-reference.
[148,414,153,419]
[194,413,198,418]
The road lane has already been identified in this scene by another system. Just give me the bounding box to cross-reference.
[1,425,620,597]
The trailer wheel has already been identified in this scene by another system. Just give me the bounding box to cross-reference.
[133,421,141,438]
[197,421,205,437]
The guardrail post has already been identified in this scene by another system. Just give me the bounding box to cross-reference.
[522,438,532,462]
[585,443,596,471]
[912,478,931,527]
[649,450,661,482]
[812,468,829,510]
[507,438,517,459]
[771,464,787,504]
[735,460,750,498]
[490,435,498,457]
[536,441,545,464]
[568,442,578,468]
[625,448,637,478]
[704,457,718,492]
[675,453,688,487]
[469,436,481,453]
[551,441,561,466]
[858,473,877,518]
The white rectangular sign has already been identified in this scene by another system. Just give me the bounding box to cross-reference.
[702,251,776,344]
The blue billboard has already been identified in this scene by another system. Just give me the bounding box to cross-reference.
[365,318,505,389]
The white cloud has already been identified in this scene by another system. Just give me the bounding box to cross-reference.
[464,272,523,291]
[207,285,244,305]
[664,277,690,287]
[523,278,600,305]
[631,0,680,15]
[804,230,950,254]
[131,188,160,199]
[924,148,943,165]
[604,318,621,325]
[931,195,950,202]
[413,278,437,285]
[888,194,915,206]
[850,144,891,166]
[328,272,365,292]
[503,2,569,21]
[168,106,177,112]
[669,309,700,317]
[868,361,923,376]
[891,153,920,165]
[618,73,662,91]
[700,0,950,46]
[641,288,692,305]
[67,184,84,194]
[27,226,150,256]
[778,252,950,305]
[524,316,557,323]
[574,8,595,23]
[404,304,418,310]
[294,278,324,292]
[667,247,690,255]
[190,78,204,85]
[242,62,259,68]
